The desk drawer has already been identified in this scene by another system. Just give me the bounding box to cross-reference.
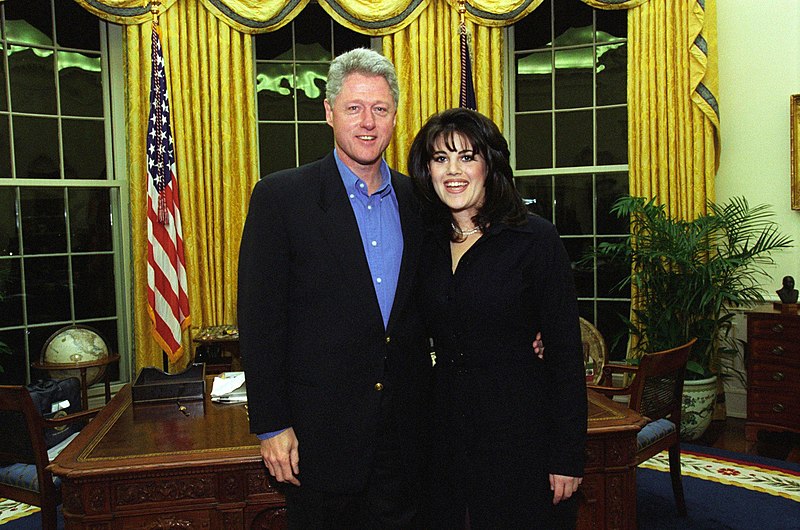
[748,362,800,388]
[747,389,800,428]
[748,317,800,339]
[748,338,800,363]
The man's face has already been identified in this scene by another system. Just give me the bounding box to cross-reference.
[324,73,396,174]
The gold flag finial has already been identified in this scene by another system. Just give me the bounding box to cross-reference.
[151,0,162,23]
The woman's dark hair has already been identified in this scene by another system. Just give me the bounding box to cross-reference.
[407,108,527,239]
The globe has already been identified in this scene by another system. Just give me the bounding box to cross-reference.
[42,326,110,386]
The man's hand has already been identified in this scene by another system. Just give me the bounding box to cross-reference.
[549,473,582,504]
[533,332,544,359]
[260,427,301,486]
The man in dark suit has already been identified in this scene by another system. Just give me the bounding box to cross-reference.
[238,48,429,529]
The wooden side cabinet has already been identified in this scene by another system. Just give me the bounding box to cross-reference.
[745,306,800,442]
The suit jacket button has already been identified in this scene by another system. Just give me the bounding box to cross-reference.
[374,383,384,391]
[385,336,391,344]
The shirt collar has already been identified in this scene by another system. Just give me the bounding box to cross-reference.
[334,148,393,198]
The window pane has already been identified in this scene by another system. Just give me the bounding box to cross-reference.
[20,187,66,254]
[8,46,57,114]
[596,236,630,299]
[259,123,296,175]
[257,63,295,121]
[0,187,18,255]
[515,113,552,169]
[597,300,631,361]
[295,5,332,60]
[255,25,292,60]
[596,172,629,235]
[63,119,106,179]
[512,3,551,51]
[296,63,327,121]
[554,174,592,235]
[69,187,112,252]
[516,51,551,112]
[0,44,6,111]
[0,328,26,384]
[25,256,70,324]
[13,116,59,179]
[554,47,593,109]
[0,115,11,178]
[553,2,592,42]
[4,2,53,44]
[516,175,553,221]
[596,106,627,165]
[555,110,591,167]
[297,123,332,166]
[54,0,100,50]
[73,254,115,319]
[597,43,626,105]
[0,258,22,326]
[562,237,593,298]
[333,24,370,56]
[596,10,627,41]
[59,51,103,117]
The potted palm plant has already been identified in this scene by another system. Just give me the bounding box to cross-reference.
[592,196,792,439]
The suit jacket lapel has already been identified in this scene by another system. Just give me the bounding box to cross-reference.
[316,153,383,326]
[387,171,423,333]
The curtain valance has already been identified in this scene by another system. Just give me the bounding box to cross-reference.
[75,0,178,24]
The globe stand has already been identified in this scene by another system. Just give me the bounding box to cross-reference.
[32,354,120,410]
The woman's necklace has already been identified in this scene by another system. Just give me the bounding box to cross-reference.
[451,222,481,237]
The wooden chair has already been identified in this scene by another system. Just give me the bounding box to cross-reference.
[0,385,99,530]
[580,317,607,384]
[588,338,696,517]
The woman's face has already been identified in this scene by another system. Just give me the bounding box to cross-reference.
[428,132,487,219]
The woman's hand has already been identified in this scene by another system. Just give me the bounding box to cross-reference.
[533,331,544,359]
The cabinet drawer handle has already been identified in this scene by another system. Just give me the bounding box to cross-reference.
[771,324,785,333]
[770,346,785,356]
[772,372,785,382]
[772,403,785,413]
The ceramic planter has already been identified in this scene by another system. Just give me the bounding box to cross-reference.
[680,375,718,441]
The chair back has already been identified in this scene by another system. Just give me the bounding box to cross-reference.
[0,385,69,530]
[627,339,696,423]
[580,317,607,384]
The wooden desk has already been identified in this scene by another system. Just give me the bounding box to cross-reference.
[51,386,642,530]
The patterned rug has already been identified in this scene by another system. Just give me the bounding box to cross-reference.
[640,445,800,502]
[638,444,800,529]
[0,499,38,526]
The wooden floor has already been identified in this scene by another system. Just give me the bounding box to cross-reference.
[693,417,800,464]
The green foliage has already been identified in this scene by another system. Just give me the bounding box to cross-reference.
[593,196,792,379]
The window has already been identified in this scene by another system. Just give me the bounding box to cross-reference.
[509,0,630,358]
[0,0,129,385]
[254,3,372,175]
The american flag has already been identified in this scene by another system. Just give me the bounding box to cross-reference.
[146,24,190,362]
[459,20,476,110]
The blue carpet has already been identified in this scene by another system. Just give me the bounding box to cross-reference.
[638,444,800,530]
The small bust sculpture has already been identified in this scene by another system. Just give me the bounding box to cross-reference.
[776,275,799,304]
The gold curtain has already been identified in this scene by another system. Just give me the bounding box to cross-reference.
[384,1,505,173]
[628,0,719,219]
[124,2,258,371]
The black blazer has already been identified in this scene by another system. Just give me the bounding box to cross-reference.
[238,152,429,492]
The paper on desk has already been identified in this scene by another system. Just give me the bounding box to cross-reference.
[210,371,247,402]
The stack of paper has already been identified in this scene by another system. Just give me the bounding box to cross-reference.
[210,371,247,403]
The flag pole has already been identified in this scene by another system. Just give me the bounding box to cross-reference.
[458,0,476,110]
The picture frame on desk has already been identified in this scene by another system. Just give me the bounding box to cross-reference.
[791,94,800,209]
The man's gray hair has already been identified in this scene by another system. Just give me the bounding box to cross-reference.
[326,48,400,107]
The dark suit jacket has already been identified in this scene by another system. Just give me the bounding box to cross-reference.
[238,152,429,493]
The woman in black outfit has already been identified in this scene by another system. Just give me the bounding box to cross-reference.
[408,108,587,529]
